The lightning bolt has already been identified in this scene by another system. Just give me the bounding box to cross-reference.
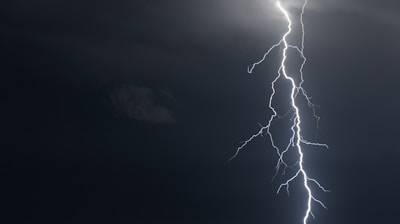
[230,1,329,223]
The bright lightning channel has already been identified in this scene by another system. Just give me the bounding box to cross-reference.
[229,1,329,224]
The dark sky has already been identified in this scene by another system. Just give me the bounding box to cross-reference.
[2,0,400,223]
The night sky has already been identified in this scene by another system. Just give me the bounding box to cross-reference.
[2,0,400,223]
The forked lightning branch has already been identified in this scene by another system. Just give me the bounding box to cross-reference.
[230,1,329,224]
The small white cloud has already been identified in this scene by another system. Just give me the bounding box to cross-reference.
[110,86,176,124]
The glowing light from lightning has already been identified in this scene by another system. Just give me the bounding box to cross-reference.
[230,1,329,224]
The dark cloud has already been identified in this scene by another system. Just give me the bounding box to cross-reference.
[110,86,175,124]
[310,0,400,27]
[2,1,400,223]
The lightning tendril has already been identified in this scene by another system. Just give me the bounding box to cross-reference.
[230,1,329,223]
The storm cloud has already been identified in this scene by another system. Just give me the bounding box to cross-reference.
[3,0,400,223]
[309,0,400,27]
